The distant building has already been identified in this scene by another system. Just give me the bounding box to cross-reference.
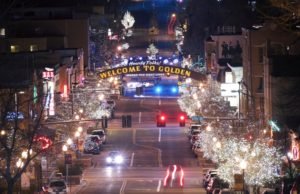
[242,22,299,127]
[0,49,83,118]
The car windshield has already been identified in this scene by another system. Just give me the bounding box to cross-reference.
[191,126,200,130]
[92,131,104,136]
[91,136,99,141]
[50,181,65,187]
[109,152,119,156]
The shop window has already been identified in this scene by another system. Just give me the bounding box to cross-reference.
[0,28,5,36]
[30,45,38,52]
[10,45,20,53]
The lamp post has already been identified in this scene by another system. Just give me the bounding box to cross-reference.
[240,160,247,193]
[62,145,69,193]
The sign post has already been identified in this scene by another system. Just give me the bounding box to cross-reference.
[65,154,72,193]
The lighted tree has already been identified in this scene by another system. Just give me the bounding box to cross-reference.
[199,129,282,188]
[178,76,233,118]
[146,43,159,60]
[0,89,56,194]
[257,0,300,34]
[121,11,135,37]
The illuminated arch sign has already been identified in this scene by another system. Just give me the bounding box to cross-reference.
[99,65,205,81]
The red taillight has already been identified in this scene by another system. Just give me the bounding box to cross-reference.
[172,165,177,180]
[160,116,165,121]
[180,169,184,186]
[164,169,170,186]
[180,115,185,120]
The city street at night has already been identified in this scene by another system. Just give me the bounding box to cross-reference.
[0,0,299,194]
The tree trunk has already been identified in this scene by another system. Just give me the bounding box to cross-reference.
[6,179,15,194]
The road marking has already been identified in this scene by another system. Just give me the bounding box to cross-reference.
[130,152,135,167]
[158,149,162,168]
[158,99,161,106]
[139,112,142,123]
[120,180,127,194]
[157,180,161,192]
[158,128,161,142]
[132,129,136,144]
[133,128,162,167]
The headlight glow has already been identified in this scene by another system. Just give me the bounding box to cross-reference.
[115,155,123,164]
[106,157,112,163]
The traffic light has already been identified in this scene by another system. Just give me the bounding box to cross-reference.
[157,114,166,127]
[179,115,185,127]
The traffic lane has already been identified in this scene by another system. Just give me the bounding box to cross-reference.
[83,167,203,180]
[159,127,198,167]
[80,167,205,194]
[77,179,123,194]
[89,128,134,167]
[133,128,161,167]
[78,179,205,194]
[133,127,199,168]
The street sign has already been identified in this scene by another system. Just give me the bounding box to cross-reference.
[65,154,72,165]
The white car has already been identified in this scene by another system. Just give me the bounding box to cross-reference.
[91,129,107,144]
[106,151,124,165]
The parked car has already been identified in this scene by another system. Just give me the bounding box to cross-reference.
[206,177,222,194]
[203,169,218,187]
[190,130,201,146]
[163,165,184,188]
[83,141,100,154]
[187,124,202,139]
[83,135,102,154]
[206,177,229,194]
[49,170,64,181]
[219,189,233,194]
[91,129,107,144]
[212,188,221,194]
[260,188,276,194]
[85,134,102,147]
[43,179,67,194]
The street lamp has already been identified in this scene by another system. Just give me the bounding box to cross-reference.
[62,145,69,193]
[66,138,73,146]
[0,130,5,136]
[77,126,83,133]
[240,160,247,193]
[206,125,212,131]
[74,114,80,120]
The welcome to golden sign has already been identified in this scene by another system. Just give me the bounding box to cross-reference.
[99,65,205,81]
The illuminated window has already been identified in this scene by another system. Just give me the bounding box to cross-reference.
[10,45,20,53]
[30,45,38,52]
[0,28,5,36]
